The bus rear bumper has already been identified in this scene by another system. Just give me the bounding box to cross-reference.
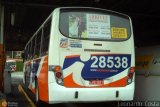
[48,82,134,104]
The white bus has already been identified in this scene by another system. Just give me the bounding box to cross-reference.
[23,7,135,104]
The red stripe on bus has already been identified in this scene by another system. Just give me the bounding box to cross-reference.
[37,56,49,103]
[64,73,84,88]
[64,73,127,88]
[65,55,80,58]
[102,76,127,87]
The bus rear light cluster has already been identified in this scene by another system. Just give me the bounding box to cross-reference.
[56,72,62,78]
[127,67,135,84]
[53,66,61,72]
[57,78,63,84]
[53,66,64,85]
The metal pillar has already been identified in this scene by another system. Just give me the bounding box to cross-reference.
[0,2,5,92]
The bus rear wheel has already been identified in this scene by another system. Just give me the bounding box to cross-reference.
[35,79,40,104]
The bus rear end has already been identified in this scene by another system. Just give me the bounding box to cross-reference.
[48,7,135,103]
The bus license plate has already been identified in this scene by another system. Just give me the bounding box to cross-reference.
[89,80,104,85]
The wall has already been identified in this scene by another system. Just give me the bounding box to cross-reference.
[135,46,160,101]
[134,75,160,101]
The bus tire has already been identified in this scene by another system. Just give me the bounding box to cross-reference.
[35,79,46,106]
[24,75,29,89]
[24,74,27,85]
[35,79,40,105]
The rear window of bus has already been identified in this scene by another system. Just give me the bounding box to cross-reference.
[59,8,131,41]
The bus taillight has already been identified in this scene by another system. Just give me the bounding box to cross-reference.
[53,66,63,85]
[53,66,61,72]
[129,67,135,73]
[127,67,135,84]
[56,72,62,78]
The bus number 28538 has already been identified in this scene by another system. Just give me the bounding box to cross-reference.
[91,56,128,69]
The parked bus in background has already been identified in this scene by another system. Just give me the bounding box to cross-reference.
[23,7,135,104]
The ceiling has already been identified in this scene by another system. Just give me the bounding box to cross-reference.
[2,0,160,50]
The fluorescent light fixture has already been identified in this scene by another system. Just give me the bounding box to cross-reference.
[94,0,100,2]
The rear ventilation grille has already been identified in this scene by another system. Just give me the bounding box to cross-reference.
[84,49,110,52]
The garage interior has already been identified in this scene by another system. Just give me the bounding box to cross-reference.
[2,0,160,50]
[1,0,160,106]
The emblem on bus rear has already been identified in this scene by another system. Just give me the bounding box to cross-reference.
[60,38,68,48]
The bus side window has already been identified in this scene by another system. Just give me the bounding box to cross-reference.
[29,42,33,60]
[29,41,33,59]
[27,43,30,61]
[25,46,28,61]
[35,30,42,58]
[31,37,35,59]
[41,19,51,56]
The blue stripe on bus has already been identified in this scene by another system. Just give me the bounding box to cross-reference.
[63,54,131,80]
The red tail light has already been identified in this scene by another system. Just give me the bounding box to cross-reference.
[128,72,134,79]
[127,67,135,84]
[129,67,135,73]
[56,72,62,78]
[53,66,63,85]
